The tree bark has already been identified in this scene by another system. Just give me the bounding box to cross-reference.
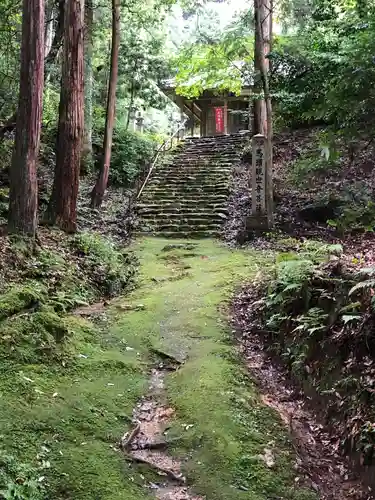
[8,0,45,236]
[125,82,135,131]
[254,0,273,226]
[90,0,120,208]
[0,0,64,141]
[82,0,94,172]
[253,0,271,135]
[47,0,84,232]
[45,0,55,58]
[44,0,65,75]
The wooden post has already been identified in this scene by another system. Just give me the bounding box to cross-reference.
[202,102,207,137]
[224,99,228,135]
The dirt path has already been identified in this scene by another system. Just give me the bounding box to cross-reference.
[234,332,373,500]
[77,237,373,500]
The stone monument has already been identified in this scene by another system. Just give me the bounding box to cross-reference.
[246,133,270,230]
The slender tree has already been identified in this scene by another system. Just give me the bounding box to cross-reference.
[90,0,120,208]
[82,0,94,172]
[47,0,84,232]
[253,0,271,135]
[8,0,45,236]
[254,0,273,225]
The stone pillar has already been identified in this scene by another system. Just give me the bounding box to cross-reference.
[252,134,266,215]
[129,107,136,132]
[246,133,269,230]
[136,111,144,134]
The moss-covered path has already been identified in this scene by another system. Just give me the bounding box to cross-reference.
[113,238,316,500]
[0,237,317,500]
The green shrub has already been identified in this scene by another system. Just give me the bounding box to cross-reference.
[289,155,340,186]
[0,451,44,500]
[327,182,375,233]
[72,232,138,296]
[0,138,12,171]
[0,283,47,320]
[109,129,157,187]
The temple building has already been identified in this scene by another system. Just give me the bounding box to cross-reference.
[161,83,252,137]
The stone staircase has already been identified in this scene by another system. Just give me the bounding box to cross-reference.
[136,133,249,238]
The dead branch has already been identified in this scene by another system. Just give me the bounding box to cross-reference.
[120,423,140,449]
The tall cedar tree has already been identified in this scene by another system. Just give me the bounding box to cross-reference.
[82,0,94,172]
[253,0,271,135]
[8,0,45,236]
[254,0,274,225]
[47,0,84,232]
[90,0,120,208]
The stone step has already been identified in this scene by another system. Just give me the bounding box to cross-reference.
[139,214,226,223]
[147,180,229,189]
[178,146,243,152]
[138,230,219,239]
[138,206,227,215]
[153,166,233,175]
[141,223,223,232]
[145,182,229,190]
[137,204,228,214]
[140,195,228,204]
[142,188,229,197]
[176,146,243,152]
[150,175,230,183]
[136,133,247,237]
[182,136,249,145]
[174,154,241,161]
[151,165,233,179]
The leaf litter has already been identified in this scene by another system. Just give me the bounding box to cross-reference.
[231,286,375,500]
[121,362,205,500]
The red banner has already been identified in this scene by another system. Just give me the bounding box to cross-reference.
[214,107,224,133]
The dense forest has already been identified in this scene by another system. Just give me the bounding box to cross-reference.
[1,0,375,499]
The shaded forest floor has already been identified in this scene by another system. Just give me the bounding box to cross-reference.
[1,127,375,498]
[2,236,373,499]
[224,127,375,265]
[0,237,316,499]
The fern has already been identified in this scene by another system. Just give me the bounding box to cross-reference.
[276,259,314,286]
[349,279,375,296]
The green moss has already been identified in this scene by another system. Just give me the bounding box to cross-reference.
[0,237,318,499]
[0,283,47,320]
[114,238,317,500]
[0,310,149,498]
[72,232,138,296]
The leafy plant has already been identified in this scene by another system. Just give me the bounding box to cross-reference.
[107,128,157,187]
[0,451,44,500]
[72,232,138,296]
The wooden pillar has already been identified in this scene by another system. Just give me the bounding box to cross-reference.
[201,102,207,137]
[175,95,185,127]
[224,99,228,135]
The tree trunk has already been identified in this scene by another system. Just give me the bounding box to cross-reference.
[254,0,273,226]
[82,0,94,173]
[8,0,45,237]
[45,0,65,74]
[0,0,64,141]
[47,0,84,232]
[44,0,55,58]
[125,82,135,131]
[253,0,271,135]
[90,0,120,208]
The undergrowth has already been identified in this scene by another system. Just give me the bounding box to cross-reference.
[0,231,143,499]
[248,241,375,468]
